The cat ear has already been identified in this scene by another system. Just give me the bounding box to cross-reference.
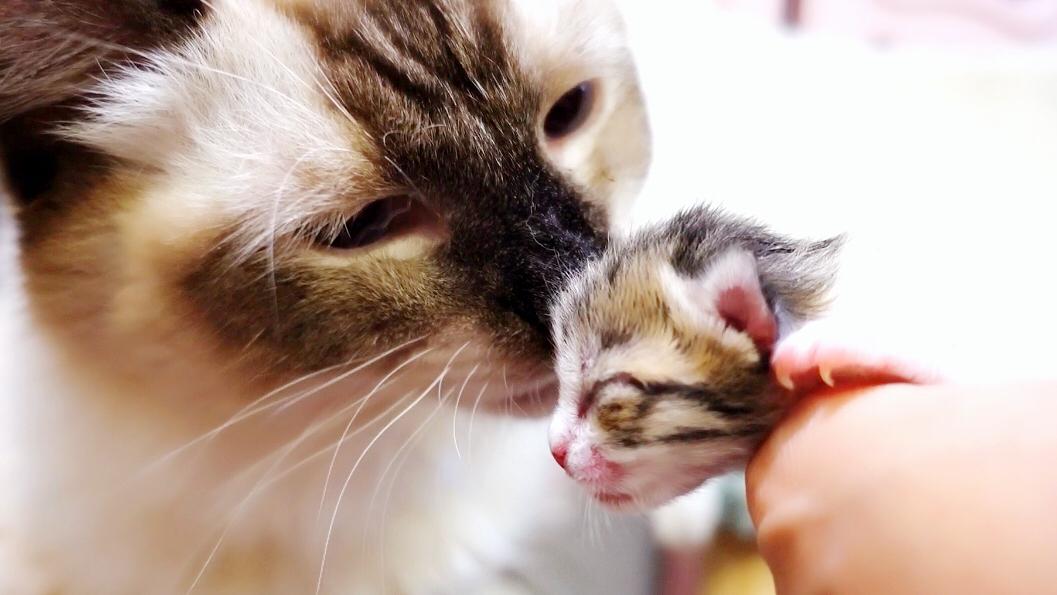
[690,249,777,352]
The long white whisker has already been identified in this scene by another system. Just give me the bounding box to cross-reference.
[315,380,440,594]
[450,363,479,460]
[466,380,490,463]
[272,342,423,416]
[363,387,453,557]
[52,30,313,119]
[145,337,424,474]
[253,391,411,493]
[143,361,357,476]
[183,350,426,593]
[315,341,471,594]
[314,347,436,522]
[265,148,326,323]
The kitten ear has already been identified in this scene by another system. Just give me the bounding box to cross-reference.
[690,249,777,351]
[755,235,844,324]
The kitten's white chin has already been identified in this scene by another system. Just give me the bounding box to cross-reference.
[584,458,737,513]
[591,485,688,513]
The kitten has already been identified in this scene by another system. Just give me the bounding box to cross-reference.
[0,1,657,593]
[548,206,842,509]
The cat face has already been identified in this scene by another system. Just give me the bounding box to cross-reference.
[7,0,649,413]
[548,208,840,509]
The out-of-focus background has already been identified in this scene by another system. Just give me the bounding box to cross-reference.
[617,1,1056,593]
[721,0,1057,46]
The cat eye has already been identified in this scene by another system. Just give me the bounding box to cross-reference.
[543,81,596,140]
[324,196,415,250]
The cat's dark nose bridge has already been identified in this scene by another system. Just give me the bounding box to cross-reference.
[441,150,604,341]
[519,190,603,312]
[490,178,604,339]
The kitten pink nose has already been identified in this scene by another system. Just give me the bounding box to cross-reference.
[550,443,569,469]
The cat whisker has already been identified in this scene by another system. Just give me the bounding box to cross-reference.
[451,363,480,460]
[184,344,431,593]
[465,380,490,463]
[316,341,471,595]
[140,360,354,478]
[143,336,425,476]
[265,147,333,324]
[382,155,430,206]
[248,347,449,498]
[271,346,426,416]
[364,386,454,562]
[314,346,436,522]
[45,20,356,192]
[252,386,421,494]
[183,415,336,594]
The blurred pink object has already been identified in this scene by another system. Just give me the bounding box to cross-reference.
[715,0,1057,46]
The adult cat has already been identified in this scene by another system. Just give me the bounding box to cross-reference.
[0,1,655,593]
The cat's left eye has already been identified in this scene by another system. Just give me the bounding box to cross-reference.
[319,196,446,251]
[324,196,413,250]
[543,81,596,140]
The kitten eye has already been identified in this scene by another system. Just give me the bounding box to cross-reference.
[324,196,414,250]
[543,81,596,140]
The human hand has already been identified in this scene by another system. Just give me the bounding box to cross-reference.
[747,381,1057,595]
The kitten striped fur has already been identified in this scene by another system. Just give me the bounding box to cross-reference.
[549,206,841,509]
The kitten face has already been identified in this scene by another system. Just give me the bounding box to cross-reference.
[549,208,840,509]
[11,0,649,412]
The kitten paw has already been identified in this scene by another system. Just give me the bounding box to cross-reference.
[772,320,942,393]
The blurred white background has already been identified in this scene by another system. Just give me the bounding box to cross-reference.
[618,0,1057,386]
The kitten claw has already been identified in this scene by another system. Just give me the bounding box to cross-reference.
[819,366,835,387]
[772,320,941,395]
[776,370,795,392]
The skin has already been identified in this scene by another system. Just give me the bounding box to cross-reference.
[747,381,1057,595]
